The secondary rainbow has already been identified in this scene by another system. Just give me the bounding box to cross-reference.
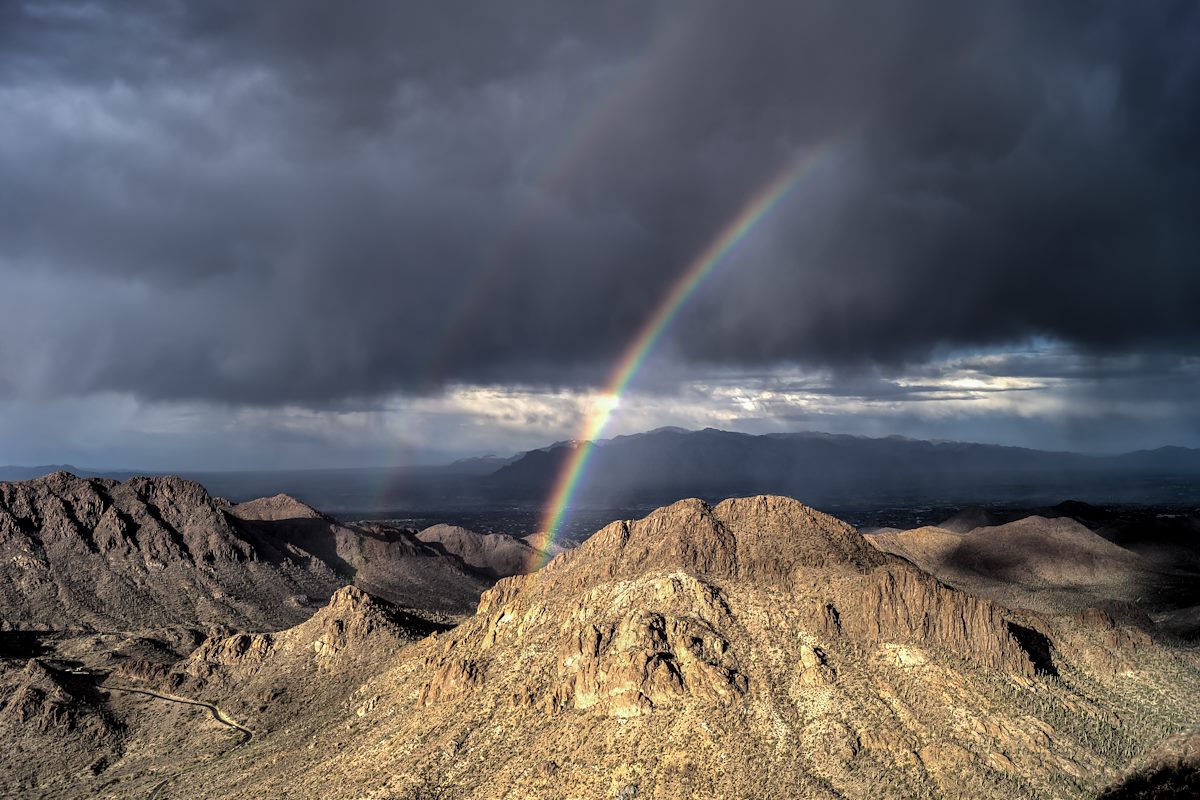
[531,144,841,568]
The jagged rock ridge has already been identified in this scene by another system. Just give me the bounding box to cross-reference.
[477,496,1037,677]
[0,472,339,632]
[0,473,501,633]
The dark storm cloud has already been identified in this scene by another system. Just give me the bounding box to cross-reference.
[1,0,1198,406]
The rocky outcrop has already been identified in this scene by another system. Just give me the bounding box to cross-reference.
[822,565,1037,675]
[473,496,1037,682]
[0,657,119,786]
[175,588,410,672]
[416,524,550,579]
[166,586,434,708]
[1,660,112,740]
[418,656,485,706]
[0,472,496,632]
[540,573,749,717]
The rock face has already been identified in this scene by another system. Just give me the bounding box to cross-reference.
[416,524,550,578]
[0,658,118,787]
[866,515,1170,624]
[169,586,433,694]
[537,573,750,718]
[145,495,1200,800]
[161,586,442,745]
[0,472,340,631]
[0,473,494,633]
[229,495,491,614]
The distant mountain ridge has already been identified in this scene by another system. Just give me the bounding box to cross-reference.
[483,428,1200,508]
[4,429,1199,513]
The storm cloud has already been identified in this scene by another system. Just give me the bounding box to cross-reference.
[2,0,1198,411]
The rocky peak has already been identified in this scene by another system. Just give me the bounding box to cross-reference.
[231,494,327,522]
[521,496,884,599]
[314,585,392,632]
[462,494,1043,729]
[167,586,433,703]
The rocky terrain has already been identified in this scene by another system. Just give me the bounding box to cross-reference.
[0,472,543,635]
[14,495,1183,799]
[416,524,555,578]
[1099,729,1200,798]
[228,494,499,615]
[866,506,1200,639]
[2,490,1198,798]
[0,472,343,632]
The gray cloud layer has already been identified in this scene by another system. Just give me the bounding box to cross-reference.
[2,1,1198,408]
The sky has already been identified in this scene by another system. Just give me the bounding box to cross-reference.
[2,1,1199,470]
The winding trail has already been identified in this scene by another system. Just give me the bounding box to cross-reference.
[99,684,252,800]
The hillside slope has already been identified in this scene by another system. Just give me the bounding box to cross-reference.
[0,473,503,634]
[139,496,1200,799]
[867,515,1193,631]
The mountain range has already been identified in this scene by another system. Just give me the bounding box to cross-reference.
[5,429,1200,518]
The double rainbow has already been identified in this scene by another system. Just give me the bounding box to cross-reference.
[530,142,843,568]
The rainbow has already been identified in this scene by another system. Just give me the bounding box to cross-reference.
[529,143,843,568]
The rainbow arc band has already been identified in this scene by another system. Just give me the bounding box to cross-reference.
[529,143,843,570]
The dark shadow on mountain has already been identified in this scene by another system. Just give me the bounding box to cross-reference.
[404,537,500,582]
[1006,622,1057,677]
[0,631,50,659]
[932,504,1200,643]
[1099,765,1200,799]
[229,514,358,578]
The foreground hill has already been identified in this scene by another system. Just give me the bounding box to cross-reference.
[96,496,1199,799]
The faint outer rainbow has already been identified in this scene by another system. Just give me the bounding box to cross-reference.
[530,144,841,568]
[414,20,698,394]
[371,25,702,514]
